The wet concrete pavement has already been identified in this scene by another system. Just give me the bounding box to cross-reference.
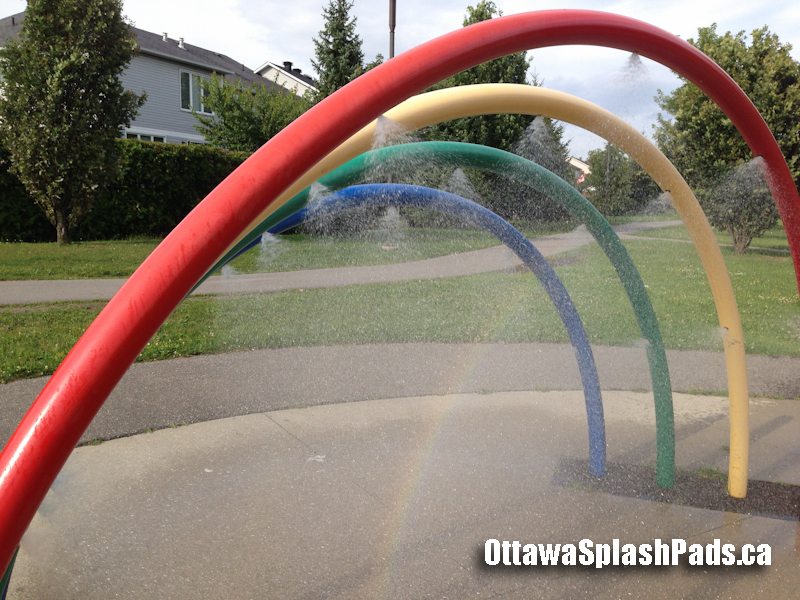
[8,390,800,599]
[2,342,799,448]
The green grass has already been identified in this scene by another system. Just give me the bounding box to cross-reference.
[605,212,680,224]
[226,229,501,273]
[628,223,789,254]
[0,224,581,280]
[2,236,797,383]
[0,229,507,280]
[228,222,582,274]
[0,239,160,280]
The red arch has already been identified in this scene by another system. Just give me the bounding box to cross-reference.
[1,10,797,571]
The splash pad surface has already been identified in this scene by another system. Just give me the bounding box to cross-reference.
[8,389,800,598]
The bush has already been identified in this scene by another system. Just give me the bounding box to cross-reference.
[0,140,248,241]
[704,158,777,253]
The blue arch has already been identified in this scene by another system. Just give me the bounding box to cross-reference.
[272,183,606,477]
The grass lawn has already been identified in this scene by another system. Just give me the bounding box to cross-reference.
[628,223,789,254]
[2,236,796,383]
[226,229,499,274]
[0,229,504,280]
[605,212,680,224]
[0,223,580,280]
[228,222,579,274]
[0,239,160,280]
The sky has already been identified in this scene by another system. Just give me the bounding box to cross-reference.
[2,0,798,158]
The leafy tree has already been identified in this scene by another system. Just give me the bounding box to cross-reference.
[311,0,365,101]
[0,0,144,243]
[424,1,533,151]
[655,24,799,243]
[629,161,660,210]
[707,159,777,253]
[584,144,658,216]
[195,75,311,153]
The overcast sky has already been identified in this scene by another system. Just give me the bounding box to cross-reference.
[2,0,798,158]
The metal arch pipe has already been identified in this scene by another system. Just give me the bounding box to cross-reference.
[1,10,773,569]
[203,140,675,489]
[276,182,607,477]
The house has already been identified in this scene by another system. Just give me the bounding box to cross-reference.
[568,156,591,186]
[0,12,280,144]
[255,60,317,98]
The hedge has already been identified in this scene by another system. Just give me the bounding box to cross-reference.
[0,140,248,242]
[0,148,52,242]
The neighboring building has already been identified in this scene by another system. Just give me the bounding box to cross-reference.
[568,156,591,186]
[0,12,279,144]
[255,60,317,98]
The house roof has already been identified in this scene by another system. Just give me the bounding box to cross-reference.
[0,12,23,45]
[0,11,276,90]
[568,156,591,174]
[256,60,317,90]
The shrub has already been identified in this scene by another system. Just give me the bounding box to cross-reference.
[704,158,777,253]
[0,140,248,241]
[0,148,52,242]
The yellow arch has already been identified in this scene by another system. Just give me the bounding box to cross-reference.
[235,83,749,498]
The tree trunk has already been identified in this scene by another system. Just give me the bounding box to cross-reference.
[55,212,71,245]
[730,227,751,254]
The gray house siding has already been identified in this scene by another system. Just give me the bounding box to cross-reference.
[0,12,278,145]
[121,54,210,143]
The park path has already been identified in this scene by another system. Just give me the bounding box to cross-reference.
[0,220,681,305]
[2,340,798,447]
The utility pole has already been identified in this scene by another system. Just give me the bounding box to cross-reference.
[389,0,396,58]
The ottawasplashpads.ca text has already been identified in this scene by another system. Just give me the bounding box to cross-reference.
[484,538,771,568]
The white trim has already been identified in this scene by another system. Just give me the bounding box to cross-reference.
[123,126,205,143]
[568,156,590,175]
[179,69,213,115]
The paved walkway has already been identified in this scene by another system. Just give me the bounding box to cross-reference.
[0,221,682,305]
[2,341,799,448]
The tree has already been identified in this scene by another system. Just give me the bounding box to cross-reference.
[500,117,574,221]
[195,75,311,153]
[418,2,563,223]
[655,25,800,244]
[359,53,384,76]
[424,1,533,151]
[707,159,777,253]
[584,144,658,216]
[0,0,144,243]
[311,0,366,101]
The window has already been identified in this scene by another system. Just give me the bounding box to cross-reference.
[180,71,211,114]
[124,132,165,143]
